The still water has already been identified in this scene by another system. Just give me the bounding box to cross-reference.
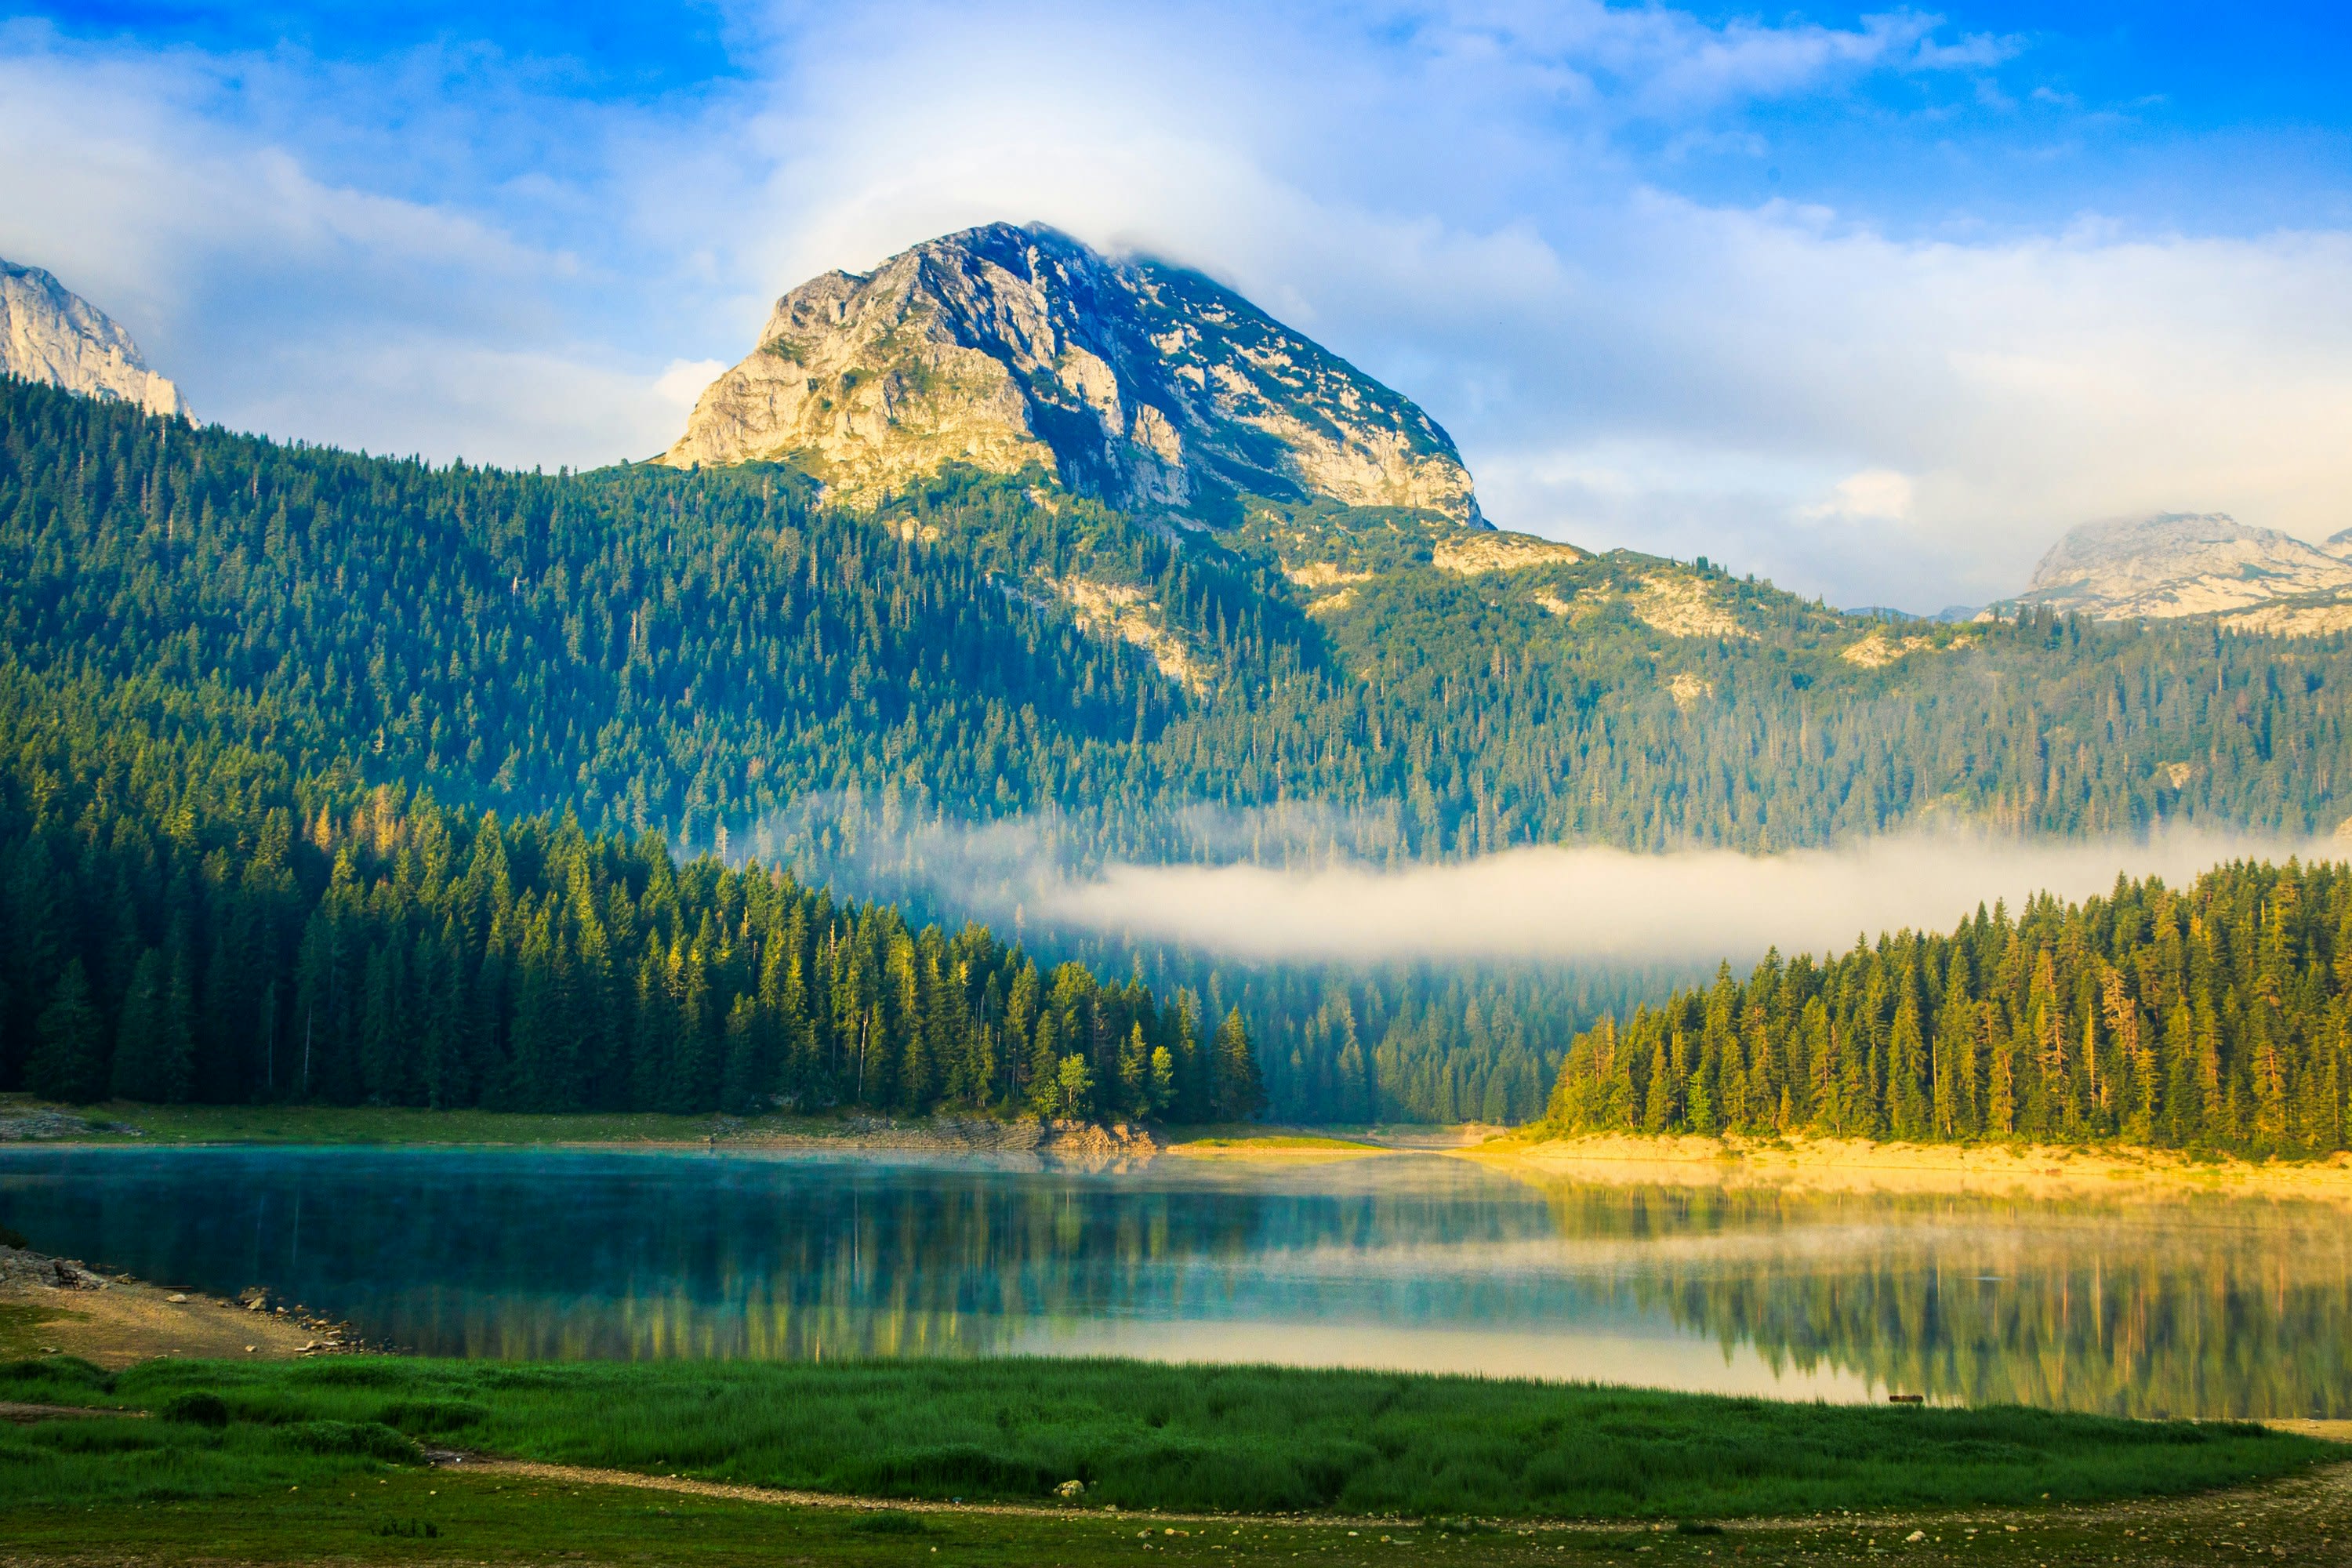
[6,1145,2348,1419]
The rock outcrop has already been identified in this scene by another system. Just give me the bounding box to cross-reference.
[663,223,1482,528]
[2016,513,2352,619]
[1,258,188,419]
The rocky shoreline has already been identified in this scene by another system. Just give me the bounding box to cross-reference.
[1,1240,384,1366]
[0,1108,144,1142]
[781,1114,1162,1158]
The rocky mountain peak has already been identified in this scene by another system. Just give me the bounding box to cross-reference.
[1,259,189,419]
[2016,511,2352,619]
[662,222,1484,529]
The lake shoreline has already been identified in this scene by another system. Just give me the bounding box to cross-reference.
[14,1097,2352,1199]
[0,1098,1509,1161]
[0,1241,372,1368]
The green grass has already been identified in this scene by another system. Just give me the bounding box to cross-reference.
[0,1470,2005,1568]
[0,1355,2328,1523]
[0,1300,74,1358]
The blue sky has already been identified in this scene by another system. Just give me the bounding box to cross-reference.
[4,1,2349,608]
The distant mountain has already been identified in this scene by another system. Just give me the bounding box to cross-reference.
[2015,512,2352,620]
[0,258,188,419]
[663,222,1483,530]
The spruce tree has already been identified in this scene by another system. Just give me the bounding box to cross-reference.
[1210,1007,1261,1121]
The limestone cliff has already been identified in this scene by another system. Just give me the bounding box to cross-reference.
[2016,513,2352,620]
[1,259,188,419]
[663,223,1482,528]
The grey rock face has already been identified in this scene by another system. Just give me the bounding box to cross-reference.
[2018,512,2352,619]
[0,259,188,419]
[664,223,1483,528]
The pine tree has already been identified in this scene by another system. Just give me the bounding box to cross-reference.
[1210,1007,1261,1121]
[721,994,765,1114]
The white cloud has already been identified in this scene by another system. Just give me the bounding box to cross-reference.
[0,23,691,466]
[2,4,2346,608]
[655,358,728,408]
[1465,201,2352,604]
[1804,469,1915,524]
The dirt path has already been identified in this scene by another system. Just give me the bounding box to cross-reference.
[431,1455,1296,1526]
[0,1400,140,1422]
[430,1450,2352,1537]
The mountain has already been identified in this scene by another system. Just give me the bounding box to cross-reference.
[2016,511,2352,620]
[662,223,1482,531]
[0,258,189,419]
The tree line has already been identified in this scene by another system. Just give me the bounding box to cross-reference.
[1543,860,2352,1156]
[0,665,1260,1120]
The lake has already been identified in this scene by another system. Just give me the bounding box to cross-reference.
[6,1145,2348,1419]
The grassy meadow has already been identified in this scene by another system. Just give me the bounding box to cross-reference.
[2,1354,2329,1523]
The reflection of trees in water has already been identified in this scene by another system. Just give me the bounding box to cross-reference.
[18,1151,2352,1417]
[1532,1182,2352,1418]
[355,1165,1578,1359]
[31,1153,1566,1358]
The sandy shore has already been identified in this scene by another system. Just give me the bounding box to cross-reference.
[1472,1131,2352,1201]
[0,1245,351,1368]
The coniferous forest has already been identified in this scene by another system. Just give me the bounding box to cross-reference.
[9,376,2352,1132]
[1543,861,2352,1156]
[0,664,1258,1118]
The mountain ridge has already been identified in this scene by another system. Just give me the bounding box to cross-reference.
[0,257,189,420]
[2014,510,2352,622]
[664,222,1483,532]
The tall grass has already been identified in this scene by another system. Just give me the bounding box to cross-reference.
[2,1355,2326,1520]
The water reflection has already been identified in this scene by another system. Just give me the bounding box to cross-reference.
[5,1146,2346,1418]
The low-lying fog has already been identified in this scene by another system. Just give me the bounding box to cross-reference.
[770,812,2331,967]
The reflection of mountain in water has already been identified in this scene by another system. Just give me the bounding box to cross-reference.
[5,1149,2347,1417]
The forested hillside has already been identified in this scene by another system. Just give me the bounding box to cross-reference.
[10,376,2352,1126]
[0,664,1258,1119]
[1542,860,2352,1156]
